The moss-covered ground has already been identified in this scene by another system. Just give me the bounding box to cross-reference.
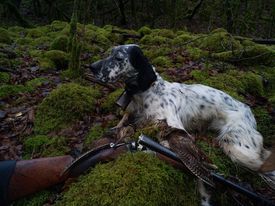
[0,21,274,205]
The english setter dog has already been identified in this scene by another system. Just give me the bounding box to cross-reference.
[89,44,275,205]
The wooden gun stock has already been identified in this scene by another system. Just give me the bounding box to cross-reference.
[8,156,73,201]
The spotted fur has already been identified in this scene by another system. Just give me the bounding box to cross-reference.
[90,45,275,203]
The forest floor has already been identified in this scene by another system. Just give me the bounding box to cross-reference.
[0,22,275,205]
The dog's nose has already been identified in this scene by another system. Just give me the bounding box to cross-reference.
[89,60,102,75]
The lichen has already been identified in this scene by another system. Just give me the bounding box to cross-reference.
[57,152,199,206]
[34,83,101,134]
[50,35,69,51]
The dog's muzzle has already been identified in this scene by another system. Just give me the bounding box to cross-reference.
[89,60,103,75]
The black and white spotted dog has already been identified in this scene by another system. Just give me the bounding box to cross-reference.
[90,44,275,205]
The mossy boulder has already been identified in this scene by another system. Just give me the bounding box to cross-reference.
[23,135,69,159]
[44,50,69,69]
[34,83,100,134]
[50,35,69,51]
[27,28,44,38]
[32,36,52,48]
[38,58,55,70]
[138,26,152,36]
[57,152,199,206]
[198,30,242,53]
[0,28,12,44]
[16,37,32,45]
[50,20,69,31]
[151,29,175,38]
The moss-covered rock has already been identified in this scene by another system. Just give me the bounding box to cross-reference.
[138,26,152,36]
[57,152,199,206]
[34,83,100,134]
[0,28,12,44]
[151,29,175,39]
[198,30,242,53]
[50,35,69,51]
[27,28,44,38]
[23,135,69,159]
[44,50,69,69]
[50,20,69,31]
[32,36,52,48]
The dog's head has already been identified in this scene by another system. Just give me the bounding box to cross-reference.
[90,44,156,93]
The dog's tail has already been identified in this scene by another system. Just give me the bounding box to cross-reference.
[259,147,275,190]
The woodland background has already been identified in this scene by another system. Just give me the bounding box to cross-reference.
[0,0,275,206]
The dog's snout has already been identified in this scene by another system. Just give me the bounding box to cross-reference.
[89,60,102,75]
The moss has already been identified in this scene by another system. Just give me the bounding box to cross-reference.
[34,83,100,134]
[172,34,193,46]
[140,35,171,45]
[85,125,107,147]
[198,31,242,53]
[0,84,27,99]
[152,56,172,67]
[32,36,52,48]
[44,50,69,70]
[85,29,112,47]
[101,88,124,112]
[50,20,69,31]
[14,190,53,206]
[0,72,10,84]
[252,107,275,146]
[27,28,44,38]
[23,135,69,159]
[0,28,12,44]
[38,58,55,70]
[186,46,208,60]
[138,26,152,36]
[151,29,175,38]
[241,72,264,96]
[25,77,47,90]
[16,37,32,45]
[50,35,69,51]
[29,49,43,58]
[57,152,199,206]
[142,46,172,60]
[8,26,26,34]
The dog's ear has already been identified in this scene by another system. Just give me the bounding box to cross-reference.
[128,46,156,92]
